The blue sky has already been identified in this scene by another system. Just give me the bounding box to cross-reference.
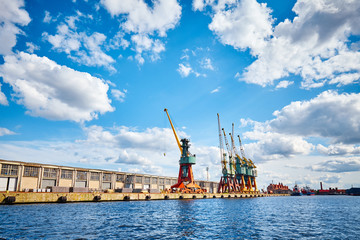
[0,0,359,190]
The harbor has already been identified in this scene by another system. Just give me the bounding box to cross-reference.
[0,191,288,205]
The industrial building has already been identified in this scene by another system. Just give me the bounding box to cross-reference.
[0,159,218,193]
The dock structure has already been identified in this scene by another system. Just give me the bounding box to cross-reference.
[0,159,291,204]
[0,159,218,194]
[0,191,289,204]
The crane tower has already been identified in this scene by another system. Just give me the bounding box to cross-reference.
[164,108,204,193]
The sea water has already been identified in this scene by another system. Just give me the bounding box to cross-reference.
[0,195,359,239]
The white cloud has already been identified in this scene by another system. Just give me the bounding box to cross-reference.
[0,127,15,136]
[238,90,360,163]
[208,0,273,55]
[0,83,8,105]
[43,12,115,70]
[177,63,192,77]
[317,144,360,156]
[275,80,294,89]
[0,124,222,180]
[0,0,31,55]
[269,90,360,144]
[0,52,114,122]
[200,58,214,70]
[101,0,181,35]
[107,31,130,50]
[25,42,39,53]
[198,0,360,88]
[111,89,127,102]
[244,130,314,161]
[178,48,212,77]
[210,87,220,93]
[243,0,360,88]
[43,10,52,23]
[310,158,360,173]
[101,0,181,64]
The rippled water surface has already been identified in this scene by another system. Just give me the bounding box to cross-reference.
[1,195,360,239]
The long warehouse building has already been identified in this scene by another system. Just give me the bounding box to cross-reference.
[0,159,218,193]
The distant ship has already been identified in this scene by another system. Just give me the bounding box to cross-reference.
[291,184,303,196]
[302,186,315,196]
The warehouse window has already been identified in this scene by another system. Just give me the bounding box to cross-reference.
[159,178,164,184]
[77,171,87,181]
[136,176,142,183]
[126,175,134,183]
[61,170,73,179]
[90,172,100,181]
[24,166,39,177]
[116,174,125,182]
[152,177,158,184]
[165,179,170,185]
[43,168,57,179]
[103,173,111,182]
[144,177,150,184]
[1,164,18,176]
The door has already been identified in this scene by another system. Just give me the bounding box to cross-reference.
[0,177,7,191]
[42,179,56,189]
[8,178,17,191]
[75,181,86,187]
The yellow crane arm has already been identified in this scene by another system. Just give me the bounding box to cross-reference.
[164,108,182,154]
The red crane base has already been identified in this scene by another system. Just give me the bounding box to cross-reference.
[218,176,241,193]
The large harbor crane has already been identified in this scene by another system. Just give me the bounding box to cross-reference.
[164,108,203,193]
[238,134,258,192]
[217,114,239,193]
[229,133,247,192]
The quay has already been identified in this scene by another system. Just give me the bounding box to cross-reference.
[0,159,289,204]
[0,192,289,204]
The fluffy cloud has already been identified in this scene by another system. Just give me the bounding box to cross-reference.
[310,159,360,173]
[177,63,192,77]
[240,90,360,161]
[0,127,15,136]
[244,130,314,161]
[275,80,294,89]
[43,12,115,70]
[244,0,360,88]
[0,52,114,122]
[0,83,8,105]
[196,0,360,88]
[0,124,220,178]
[177,48,213,77]
[101,0,181,64]
[207,0,273,55]
[0,0,31,55]
[25,42,39,54]
[269,91,360,144]
[200,58,214,70]
[111,89,127,102]
[317,144,360,156]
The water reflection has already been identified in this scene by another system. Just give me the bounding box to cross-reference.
[0,196,359,239]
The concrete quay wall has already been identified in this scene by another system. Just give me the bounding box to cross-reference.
[0,192,289,204]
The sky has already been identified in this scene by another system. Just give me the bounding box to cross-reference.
[0,0,359,190]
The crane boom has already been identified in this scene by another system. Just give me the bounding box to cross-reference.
[230,133,244,165]
[217,114,227,174]
[238,134,246,159]
[222,128,232,158]
[164,108,182,154]
[238,134,253,166]
[223,128,235,176]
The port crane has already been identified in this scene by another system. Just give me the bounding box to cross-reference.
[238,134,258,192]
[217,114,240,193]
[164,108,204,193]
[229,132,247,192]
